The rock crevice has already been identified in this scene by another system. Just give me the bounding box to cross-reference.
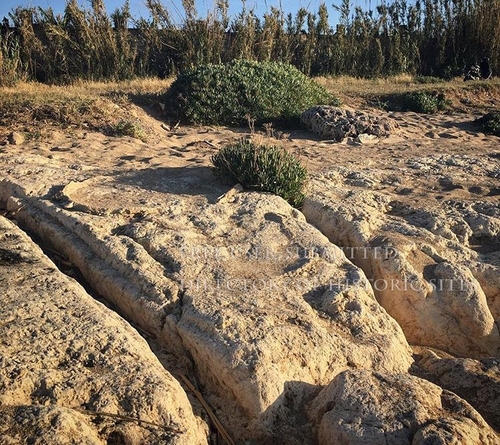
[302,179,500,360]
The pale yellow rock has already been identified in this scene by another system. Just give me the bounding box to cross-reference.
[413,347,500,431]
[0,216,208,445]
[8,131,25,145]
[1,96,500,444]
[0,405,104,445]
[2,146,498,442]
[308,370,500,445]
[356,133,379,144]
[303,183,500,359]
[0,158,413,442]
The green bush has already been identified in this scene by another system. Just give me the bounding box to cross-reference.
[475,111,500,136]
[414,76,445,84]
[109,119,146,141]
[164,59,338,126]
[404,91,449,113]
[211,139,307,207]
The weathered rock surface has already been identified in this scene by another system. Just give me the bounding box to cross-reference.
[0,152,414,442]
[308,369,500,445]
[303,171,500,359]
[0,405,105,445]
[413,347,500,431]
[301,106,399,141]
[0,216,208,445]
[167,193,413,412]
[7,131,25,145]
[1,124,499,442]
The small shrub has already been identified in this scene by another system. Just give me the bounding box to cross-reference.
[414,76,445,84]
[164,59,338,126]
[211,139,307,207]
[475,111,500,136]
[369,97,389,110]
[404,91,449,113]
[110,119,146,140]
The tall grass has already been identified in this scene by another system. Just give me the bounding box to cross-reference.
[0,23,25,85]
[1,0,499,86]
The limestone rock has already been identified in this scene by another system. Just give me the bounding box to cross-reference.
[301,106,398,141]
[413,347,500,431]
[356,133,379,144]
[0,160,413,442]
[5,148,497,442]
[303,181,500,359]
[103,190,413,438]
[8,131,25,145]
[0,405,104,445]
[0,216,207,445]
[308,369,500,445]
[1,95,500,444]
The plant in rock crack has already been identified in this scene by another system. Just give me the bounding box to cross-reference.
[211,139,307,207]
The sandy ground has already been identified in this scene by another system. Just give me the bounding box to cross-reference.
[2,103,498,212]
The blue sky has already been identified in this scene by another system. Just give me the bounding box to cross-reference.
[0,0,356,27]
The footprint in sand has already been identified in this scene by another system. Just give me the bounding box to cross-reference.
[468,186,483,195]
[170,150,185,157]
[50,146,72,152]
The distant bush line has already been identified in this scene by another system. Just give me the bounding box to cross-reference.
[1,0,499,86]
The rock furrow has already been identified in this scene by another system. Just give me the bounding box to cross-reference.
[0,215,208,445]
[1,177,415,442]
[302,180,500,359]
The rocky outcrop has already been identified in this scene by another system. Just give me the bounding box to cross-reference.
[7,189,413,439]
[413,347,500,432]
[303,177,500,359]
[308,369,500,445]
[7,131,25,145]
[0,216,208,445]
[169,193,413,416]
[1,149,499,442]
[0,153,415,441]
[301,106,399,141]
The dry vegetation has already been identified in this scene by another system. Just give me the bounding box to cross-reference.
[1,0,500,85]
[0,78,172,142]
[1,0,499,139]
[318,75,500,111]
[1,76,499,146]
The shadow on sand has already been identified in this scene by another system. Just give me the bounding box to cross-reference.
[114,165,232,203]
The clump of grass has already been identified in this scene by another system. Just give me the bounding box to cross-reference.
[403,91,450,113]
[475,111,500,136]
[415,76,445,84]
[164,59,338,126]
[109,119,146,140]
[211,139,307,207]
